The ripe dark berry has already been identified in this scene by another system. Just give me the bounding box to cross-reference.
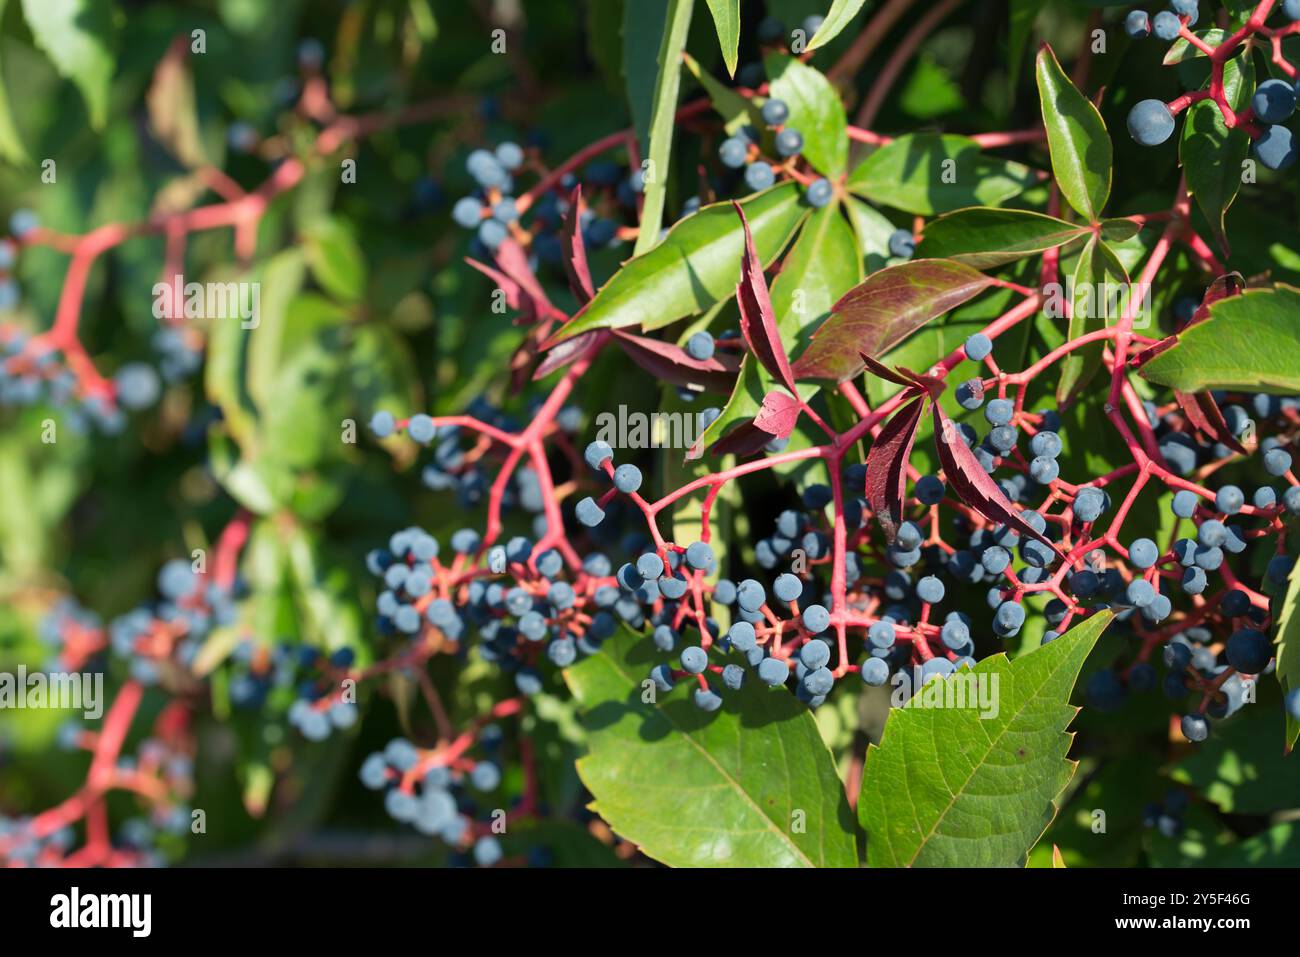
[1151,11,1181,40]
[1253,125,1297,170]
[686,331,715,360]
[806,178,833,208]
[1124,10,1151,37]
[802,604,830,634]
[1127,99,1175,145]
[1128,538,1159,569]
[1253,79,1297,124]
[744,162,776,191]
[719,137,748,168]
[775,129,804,156]
[964,333,993,361]
[1225,628,1272,674]
[613,464,643,493]
[757,656,789,686]
[887,229,915,259]
[1180,713,1209,742]
[762,98,790,126]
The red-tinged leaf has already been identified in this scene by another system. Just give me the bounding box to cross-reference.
[896,365,947,400]
[860,352,915,389]
[866,395,926,542]
[465,257,524,310]
[1175,390,1248,455]
[1130,334,1177,369]
[613,331,736,392]
[1185,271,1244,329]
[709,420,775,458]
[734,201,797,394]
[562,185,595,304]
[494,236,558,321]
[931,405,1067,561]
[534,330,601,379]
[1134,272,1244,371]
[753,390,801,438]
[793,259,995,382]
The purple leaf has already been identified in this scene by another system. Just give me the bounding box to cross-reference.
[613,331,736,392]
[753,390,801,438]
[1175,391,1247,455]
[562,185,595,305]
[709,421,776,458]
[931,404,1067,562]
[734,201,797,395]
[865,394,926,542]
[793,259,995,382]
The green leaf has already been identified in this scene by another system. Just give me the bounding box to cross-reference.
[1056,236,1128,405]
[1274,555,1300,750]
[564,626,859,867]
[623,0,669,156]
[847,133,1038,215]
[919,207,1091,269]
[304,217,367,302]
[1163,28,1227,63]
[843,195,898,273]
[682,51,760,134]
[1180,52,1252,255]
[805,0,869,52]
[792,257,995,382]
[1007,0,1046,101]
[634,0,695,255]
[1170,707,1300,812]
[763,52,847,176]
[702,0,739,76]
[769,201,862,344]
[20,0,116,128]
[1140,285,1300,394]
[146,42,207,168]
[0,0,29,165]
[547,183,807,343]
[859,611,1113,867]
[1035,44,1111,222]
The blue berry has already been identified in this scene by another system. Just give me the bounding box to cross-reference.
[408,414,436,444]
[650,663,675,692]
[994,601,1025,631]
[757,656,789,686]
[1073,487,1107,522]
[803,667,834,696]
[1128,538,1159,569]
[681,646,708,674]
[737,579,766,612]
[686,331,715,360]
[477,219,507,249]
[744,162,776,191]
[775,129,804,157]
[761,98,789,126]
[887,229,915,259]
[914,475,945,505]
[1253,125,1297,171]
[722,664,746,690]
[1151,10,1181,40]
[802,604,830,634]
[773,573,802,603]
[1264,447,1293,476]
[806,177,833,208]
[985,399,1014,426]
[685,541,714,570]
[799,640,830,670]
[1215,485,1244,514]
[613,464,642,493]
[114,363,160,409]
[1198,519,1227,547]
[1226,628,1272,674]
[694,687,723,711]
[1180,713,1209,742]
[1124,10,1151,37]
[861,657,890,686]
[452,197,483,228]
[964,333,993,361]
[1127,99,1175,145]
[575,497,605,527]
[916,576,945,604]
[1253,79,1297,124]
[1171,489,1199,519]
[584,440,613,470]
[1126,579,1156,607]
[1029,456,1059,484]
[719,137,749,168]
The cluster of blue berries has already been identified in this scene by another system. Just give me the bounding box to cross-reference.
[359,736,509,866]
[1125,1,1299,170]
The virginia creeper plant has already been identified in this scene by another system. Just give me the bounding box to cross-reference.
[1,0,1299,870]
